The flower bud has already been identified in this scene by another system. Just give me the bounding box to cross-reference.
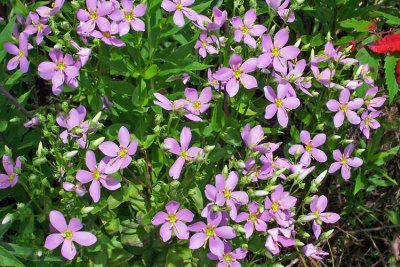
[222,165,229,176]
[33,157,47,166]
[91,137,105,148]
[326,31,332,41]
[81,207,94,214]
[301,43,310,50]
[310,48,315,61]
[237,161,246,169]
[356,148,365,154]
[71,0,80,9]
[343,139,353,144]
[298,214,317,223]
[315,170,327,184]
[254,190,269,196]
[92,112,102,124]
[268,25,276,35]
[54,43,62,50]
[204,145,215,152]
[170,180,180,188]
[321,229,334,240]
[331,135,341,140]
[64,150,78,159]
[295,239,305,246]
[311,91,319,97]
[294,38,302,48]
[61,21,70,30]
[212,205,220,212]
[2,213,14,224]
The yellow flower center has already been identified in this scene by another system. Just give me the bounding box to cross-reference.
[201,41,207,47]
[205,226,216,237]
[125,12,134,22]
[18,50,24,57]
[365,118,369,126]
[37,23,43,32]
[93,171,101,180]
[176,3,182,10]
[103,32,111,38]
[90,11,98,20]
[272,48,280,56]
[233,69,242,79]
[166,213,178,223]
[242,26,249,34]
[340,157,347,165]
[313,210,320,218]
[305,143,313,152]
[8,173,15,182]
[340,104,348,112]
[365,99,370,106]
[180,150,189,159]
[119,147,128,158]
[275,98,283,108]
[223,189,231,199]
[223,252,233,261]
[56,61,66,71]
[249,213,258,221]
[62,229,73,240]
[193,101,201,110]
[271,202,279,212]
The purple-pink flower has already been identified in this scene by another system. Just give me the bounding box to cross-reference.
[264,83,300,127]
[99,126,138,174]
[90,21,125,47]
[36,0,65,18]
[266,0,295,23]
[264,184,297,227]
[0,155,21,189]
[265,227,295,255]
[328,144,363,180]
[303,244,329,261]
[24,12,51,44]
[189,213,236,257]
[194,32,218,58]
[207,241,247,266]
[231,9,267,48]
[235,201,270,238]
[194,7,227,31]
[76,0,113,34]
[38,49,80,95]
[326,89,363,128]
[307,195,340,238]
[110,1,147,35]
[154,93,186,111]
[56,105,90,148]
[4,33,31,73]
[44,210,97,260]
[76,151,121,203]
[257,29,300,72]
[184,87,212,121]
[212,171,249,219]
[63,182,87,197]
[164,127,203,179]
[360,111,381,139]
[161,0,197,27]
[151,201,194,242]
[214,54,258,97]
[364,86,386,111]
[288,130,327,166]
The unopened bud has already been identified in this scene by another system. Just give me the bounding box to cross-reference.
[315,170,327,184]
[321,229,335,240]
[81,207,94,214]
[295,239,305,246]
[64,150,78,159]
[331,135,341,140]
[33,157,47,166]
[91,137,105,148]
[294,38,302,48]
[326,32,332,41]
[92,112,102,124]
[310,48,315,61]
[237,161,246,169]
[343,139,353,144]
[222,165,229,176]
[254,190,269,197]
[204,145,215,152]
[356,148,365,154]
[311,91,319,97]
[2,213,14,224]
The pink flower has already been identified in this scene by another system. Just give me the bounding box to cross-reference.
[194,7,227,31]
[264,184,297,227]
[194,32,218,58]
[364,86,386,111]
[235,201,270,238]
[211,171,249,220]
[36,0,65,17]
[214,54,258,97]
[153,93,186,111]
[23,12,51,44]
[163,127,203,179]
[99,126,138,174]
[23,116,39,128]
[360,111,381,139]
[207,69,220,90]
[266,0,295,23]
[89,21,125,47]
[151,201,194,242]
[307,195,340,238]
[76,151,121,203]
[4,33,31,73]
[189,214,236,257]
[303,244,329,261]
[243,158,274,181]
[264,83,300,127]
[56,105,90,148]
[265,227,295,255]
[273,59,311,96]
[109,1,147,35]
[70,40,92,67]
[207,241,247,266]
[76,0,113,34]
[63,182,87,197]
[328,144,363,180]
[257,29,300,72]
[288,130,327,166]
[231,9,267,48]
[161,0,197,27]
[326,89,363,128]
[44,210,97,260]
[184,87,212,121]
[310,64,335,88]
[38,49,80,95]
[0,155,21,189]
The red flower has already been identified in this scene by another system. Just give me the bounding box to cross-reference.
[368,34,400,54]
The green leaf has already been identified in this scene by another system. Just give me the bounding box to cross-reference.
[384,56,399,104]
[188,187,203,214]
[340,18,372,32]
[0,245,24,267]
[354,173,365,195]
[371,10,400,25]
[143,64,159,80]
[0,121,8,132]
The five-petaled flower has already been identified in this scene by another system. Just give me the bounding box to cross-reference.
[328,144,363,180]
[231,9,267,48]
[0,155,21,189]
[326,89,363,128]
[161,0,197,27]
[288,130,327,166]
[151,200,194,242]
[306,195,340,238]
